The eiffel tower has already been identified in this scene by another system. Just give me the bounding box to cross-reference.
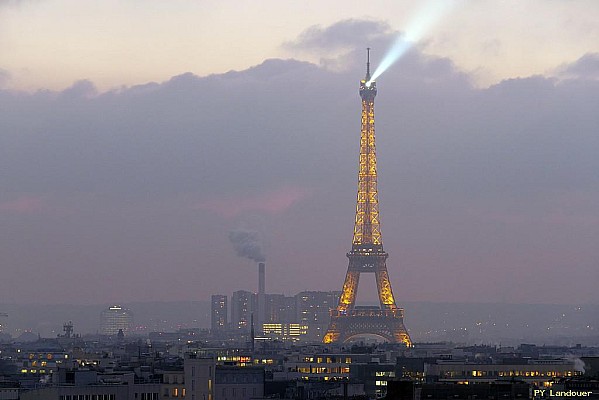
[323,49,411,346]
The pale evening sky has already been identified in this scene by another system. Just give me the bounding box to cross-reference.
[1,0,598,90]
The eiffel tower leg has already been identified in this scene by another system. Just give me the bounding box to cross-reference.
[338,270,360,311]
[393,331,412,346]
[323,320,339,344]
[375,269,396,308]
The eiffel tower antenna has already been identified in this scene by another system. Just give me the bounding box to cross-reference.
[366,47,371,81]
[323,49,411,345]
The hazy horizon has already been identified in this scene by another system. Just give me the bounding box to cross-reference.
[1,301,597,347]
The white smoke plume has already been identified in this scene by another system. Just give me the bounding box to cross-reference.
[228,229,265,263]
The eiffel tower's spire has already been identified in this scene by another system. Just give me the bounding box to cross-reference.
[366,47,371,81]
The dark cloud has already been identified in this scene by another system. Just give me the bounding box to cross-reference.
[284,19,467,89]
[556,53,599,80]
[61,79,98,99]
[284,19,392,53]
[0,19,598,305]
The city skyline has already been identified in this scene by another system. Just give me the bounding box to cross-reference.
[1,2,598,306]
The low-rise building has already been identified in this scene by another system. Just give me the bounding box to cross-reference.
[214,365,264,400]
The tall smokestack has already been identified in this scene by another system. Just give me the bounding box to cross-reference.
[258,262,265,295]
[257,262,265,330]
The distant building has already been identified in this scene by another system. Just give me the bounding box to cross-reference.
[265,294,296,324]
[211,295,228,333]
[99,305,133,336]
[424,359,580,386]
[295,291,340,341]
[282,351,401,397]
[231,291,255,332]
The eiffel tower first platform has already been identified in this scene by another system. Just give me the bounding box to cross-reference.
[323,50,412,346]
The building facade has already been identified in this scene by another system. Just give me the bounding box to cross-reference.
[231,291,255,332]
[184,355,214,400]
[99,306,133,336]
[211,295,228,333]
[295,291,340,341]
[214,366,264,400]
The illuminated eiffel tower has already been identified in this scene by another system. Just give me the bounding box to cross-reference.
[323,49,411,346]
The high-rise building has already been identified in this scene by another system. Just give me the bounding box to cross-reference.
[265,294,296,324]
[296,291,340,341]
[211,295,228,333]
[99,305,133,336]
[231,290,255,332]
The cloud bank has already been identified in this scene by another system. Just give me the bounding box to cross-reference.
[0,20,597,305]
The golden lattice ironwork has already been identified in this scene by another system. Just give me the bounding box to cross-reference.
[352,95,381,246]
[324,50,411,346]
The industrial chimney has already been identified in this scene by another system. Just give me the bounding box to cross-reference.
[257,262,265,330]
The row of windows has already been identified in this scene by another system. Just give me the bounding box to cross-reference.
[25,360,50,367]
[29,353,65,360]
[300,376,342,381]
[190,366,213,377]
[375,371,395,377]
[221,387,257,397]
[442,370,576,378]
[216,374,262,383]
[295,367,350,374]
[135,394,158,400]
[163,375,184,384]
[301,357,352,363]
[163,387,186,397]
[21,369,49,374]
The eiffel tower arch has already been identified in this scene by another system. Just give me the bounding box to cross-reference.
[323,49,411,346]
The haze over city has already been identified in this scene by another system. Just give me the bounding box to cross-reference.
[1,0,598,307]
